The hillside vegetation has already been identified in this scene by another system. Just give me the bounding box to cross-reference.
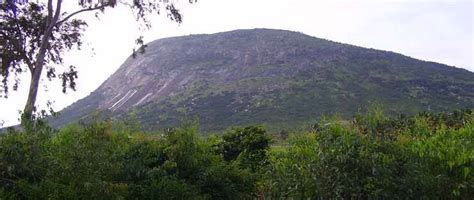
[1,108,473,199]
[53,29,474,132]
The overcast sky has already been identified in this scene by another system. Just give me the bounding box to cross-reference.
[1,0,473,127]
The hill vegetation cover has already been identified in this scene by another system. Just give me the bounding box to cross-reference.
[52,29,474,132]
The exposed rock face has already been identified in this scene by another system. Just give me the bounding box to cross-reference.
[53,29,474,132]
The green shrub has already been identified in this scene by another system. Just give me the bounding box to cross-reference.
[265,110,473,199]
[219,126,271,171]
[121,126,255,199]
[0,125,53,198]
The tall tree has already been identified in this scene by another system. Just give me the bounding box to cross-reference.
[0,0,195,126]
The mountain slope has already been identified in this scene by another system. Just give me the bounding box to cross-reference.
[53,29,474,131]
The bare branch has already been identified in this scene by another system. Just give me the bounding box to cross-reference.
[55,4,110,26]
[52,0,62,24]
[15,44,34,72]
[34,0,62,71]
[47,0,53,23]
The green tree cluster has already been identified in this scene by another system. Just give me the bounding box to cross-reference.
[0,109,472,199]
[0,122,264,199]
[264,108,473,199]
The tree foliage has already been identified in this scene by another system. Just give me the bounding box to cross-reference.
[219,126,271,172]
[0,0,195,124]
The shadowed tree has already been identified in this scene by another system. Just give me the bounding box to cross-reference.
[0,0,195,126]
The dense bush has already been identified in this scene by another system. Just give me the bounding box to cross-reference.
[0,109,472,199]
[0,122,257,199]
[264,109,473,199]
[219,126,271,171]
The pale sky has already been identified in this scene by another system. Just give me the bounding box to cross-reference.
[1,0,473,127]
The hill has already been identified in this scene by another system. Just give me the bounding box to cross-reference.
[52,29,474,132]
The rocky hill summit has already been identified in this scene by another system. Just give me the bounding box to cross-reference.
[53,29,474,131]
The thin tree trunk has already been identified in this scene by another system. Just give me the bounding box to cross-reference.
[21,67,43,125]
[21,0,62,126]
